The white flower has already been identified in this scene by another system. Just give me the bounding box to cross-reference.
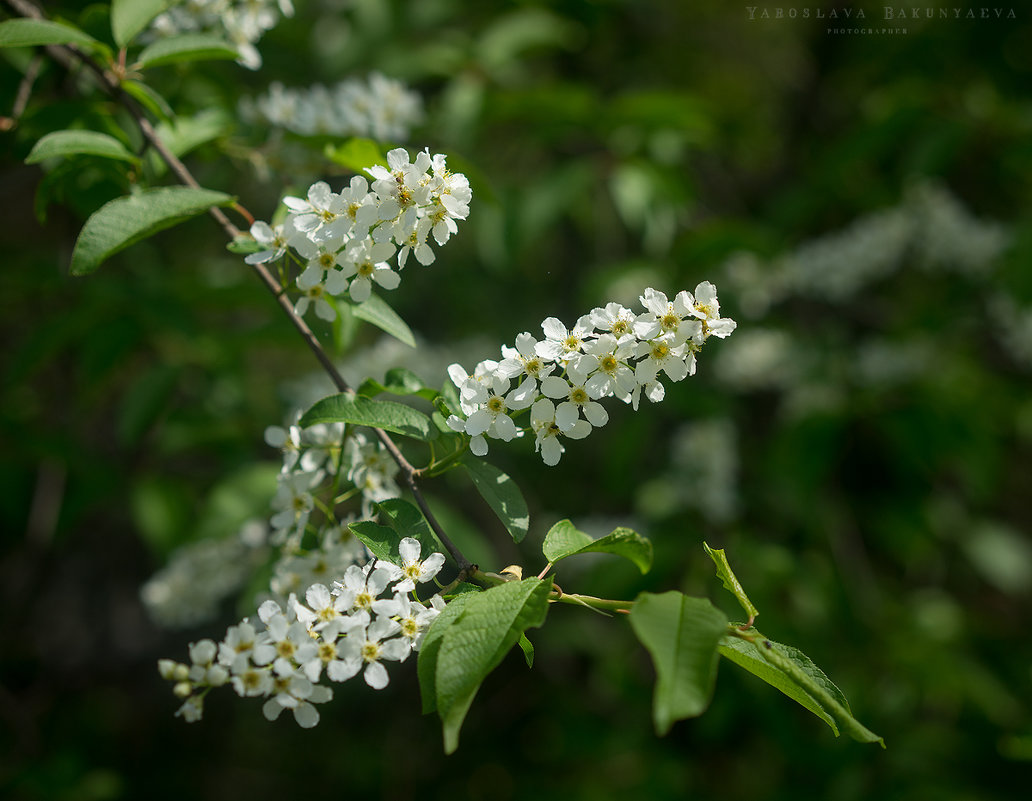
[530,398,590,466]
[536,314,596,367]
[690,281,738,339]
[246,218,296,265]
[583,334,637,401]
[375,537,446,593]
[340,237,399,302]
[633,288,703,345]
[333,616,409,689]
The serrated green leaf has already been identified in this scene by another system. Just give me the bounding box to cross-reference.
[703,542,759,622]
[418,592,475,714]
[721,632,885,747]
[70,187,234,276]
[348,293,416,348]
[0,18,100,50]
[542,519,653,573]
[718,634,840,735]
[461,458,530,543]
[324,137,388,172]
[300,393,432,440]
[134,32,239,69]
[111,0,171,48]
[629,591,728,735]
[419,578,552,753]
[26,130,139,166]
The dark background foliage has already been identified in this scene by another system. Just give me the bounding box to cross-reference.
[1,1,1030,799]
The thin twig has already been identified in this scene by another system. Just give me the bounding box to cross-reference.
[7,0,474,573]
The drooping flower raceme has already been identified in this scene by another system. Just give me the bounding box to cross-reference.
[447,283,737,466]
[247,149,471,322]
[158,540,446,727]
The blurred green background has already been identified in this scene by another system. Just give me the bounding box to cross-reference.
[2,0,1031,799]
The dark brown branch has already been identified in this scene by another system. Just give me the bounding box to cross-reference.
[7,0,473,573]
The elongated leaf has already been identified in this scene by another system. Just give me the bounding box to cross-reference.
[462,457,530,543]
[721,632,885,747]
[299,393,432,440]
[348,292,416,347]
[123,80,174,121]
[111,0,171,48]
[0,18,100,50]
[70,187,234,276]
[718,634,840,735]
[418,593,475,714]
[703,542,758,622]
[325,137,388,172]
[517,633,535,667]
[542,519,652,573]
[26,130,139,166]
[135,32,239,69]
[629,591,728,735]
[419,578,552,753]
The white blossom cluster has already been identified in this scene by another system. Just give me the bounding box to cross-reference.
[446,283,737,466]
[149,0,294,70]
[159,539,446,727]
[247,147,472,319]
[240,74,423,141]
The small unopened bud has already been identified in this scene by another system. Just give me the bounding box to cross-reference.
[173,681,193,699]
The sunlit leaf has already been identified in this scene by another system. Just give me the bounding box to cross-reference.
[70,187,234,276]
[111,0,172,48]
[542,519,652,573]
[135,33,239,69]
[26,130,139,166]
[299,393,432,440]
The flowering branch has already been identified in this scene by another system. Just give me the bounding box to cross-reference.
[5,0,474,574]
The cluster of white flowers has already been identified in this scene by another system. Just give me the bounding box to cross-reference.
[446,283,736,466]
[240,74,424,141]
[159,539,446,727]
[149,0,294,70]
[247,148,471,319]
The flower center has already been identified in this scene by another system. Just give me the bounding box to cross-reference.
[650,342,670,360]
[357,260,375,277]
[601,354,619,373]
[487,396,506,414]
[570,387,589,405]
[361,642,381,663]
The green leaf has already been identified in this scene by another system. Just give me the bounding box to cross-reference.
[703,542,759,622]
[70,187,234,276]
[720,632,885,747]
[461,458,530,544]
[299,393,433,440]
[111,0,172,48]
[151,108,234,168]
[517,633,535,668]
[376,497,443,559]
[347,521,400,564]
[717,634,841,735]
[356,368,439,402]
[0,18,100,50]
[324,138,388,172]
[348,293,416,348]
[629,591,729,735]
[419,578,552,753]
[26,130,139,166]
[122,80,174,121]
[134,32,239,69]
[542,519,653,573]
